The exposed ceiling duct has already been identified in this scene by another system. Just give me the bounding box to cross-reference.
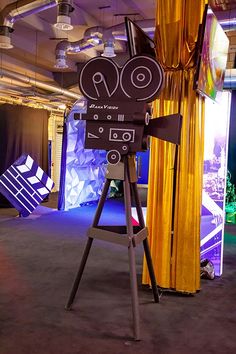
[54,36,102,68]
[0,0,74,49]
[0,0,234,108]
[0,66,81,100]
[54,19,156,69]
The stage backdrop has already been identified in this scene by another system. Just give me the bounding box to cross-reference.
[0,104,49,207]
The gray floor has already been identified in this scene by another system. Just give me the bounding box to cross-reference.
[0,195,236,354]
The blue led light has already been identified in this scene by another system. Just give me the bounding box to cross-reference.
[0,154,54,216]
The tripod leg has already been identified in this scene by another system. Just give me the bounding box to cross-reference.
[65,178,111,310]
[142,238,160,303]
[65,237,93,310]
[123,170,140,341]
[131,183,160,303]
[128,242,140,340]
[92,179,111,227]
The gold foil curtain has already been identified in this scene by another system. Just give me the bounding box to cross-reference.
[142,0,207,293]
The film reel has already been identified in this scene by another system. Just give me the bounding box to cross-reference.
[120,56,164,102]
[79,57,119,100]
[79,55,164,102]
[106,150,121,165]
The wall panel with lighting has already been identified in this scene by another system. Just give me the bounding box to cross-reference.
[58,102,107,210]
[200,91,231,275]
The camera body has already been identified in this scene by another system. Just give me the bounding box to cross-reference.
[74,55,164,164]
[75,55,181,164]
[75,99,151,164]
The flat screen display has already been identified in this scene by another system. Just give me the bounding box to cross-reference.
[125,17,156,58]
[195,6,229,101]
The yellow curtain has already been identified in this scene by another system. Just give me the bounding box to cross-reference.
[142,0,207,293]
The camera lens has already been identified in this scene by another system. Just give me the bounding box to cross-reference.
[106,150,121,165]
[122,132,132,141]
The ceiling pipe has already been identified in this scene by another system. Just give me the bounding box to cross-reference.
[0,67,81,100]
[55,38,102,68]
[55,25,105,68]
[0,0,57,48]
[0,0,58,28]
[54,19,156,69]
[55,37,102,69]
[0,0,74,49]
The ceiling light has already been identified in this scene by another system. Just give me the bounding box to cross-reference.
[54,15,73,31]
[101,40,116,58]
[54,0,74,31]
[0,35,13,49]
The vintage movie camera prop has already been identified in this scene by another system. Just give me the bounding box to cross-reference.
[67,25,182,341]
[74,55,182,163]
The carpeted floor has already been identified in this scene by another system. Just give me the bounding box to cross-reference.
[0,194,236,354]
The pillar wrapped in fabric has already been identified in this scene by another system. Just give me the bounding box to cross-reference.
[142,0,207,293]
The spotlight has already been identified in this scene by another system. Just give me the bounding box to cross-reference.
[54,15,73,31]
[101,40,116,58]
[0,35,13,49]
[54,0,74,31]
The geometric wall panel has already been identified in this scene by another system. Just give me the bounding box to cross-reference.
[58,101,107,210]
[0,154,54,217]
